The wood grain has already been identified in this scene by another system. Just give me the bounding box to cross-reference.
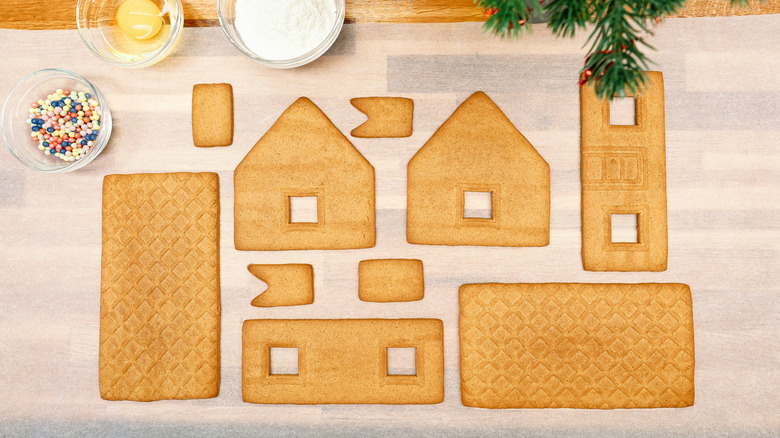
[0,16,778,436]
[675,0,780,16]
[0,0,777,30]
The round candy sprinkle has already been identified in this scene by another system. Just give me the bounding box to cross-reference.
[26,89,101,162]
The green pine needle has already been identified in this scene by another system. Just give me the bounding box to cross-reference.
[477,0,541,37]
[475,0,759,99]
[545,0,590,37]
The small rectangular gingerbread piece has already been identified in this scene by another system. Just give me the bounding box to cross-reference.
[100,172,221,401]
[460,283,694,409]
[242,319,444,404]
[359,259,424,302]
[192,83,233,147]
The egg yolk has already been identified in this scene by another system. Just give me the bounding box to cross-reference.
[116,0,164,40]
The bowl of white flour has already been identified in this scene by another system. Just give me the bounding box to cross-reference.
[218,0,344,68]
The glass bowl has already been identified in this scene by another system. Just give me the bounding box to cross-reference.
[1,69,112,173]
[217,0,345,68]
[77,0,183,68]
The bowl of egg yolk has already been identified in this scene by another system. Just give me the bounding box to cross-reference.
[77,0,183,68]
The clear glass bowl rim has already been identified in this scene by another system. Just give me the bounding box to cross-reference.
[76,0,184,68]
[216,0,346,69]
[1,68,112,173]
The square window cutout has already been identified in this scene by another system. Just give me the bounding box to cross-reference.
[387,347,416,376]
[289,196,318,223]
[610,97,637,125]
[611,213,639,243]
[269,347,299,375]
[463,191,492,219]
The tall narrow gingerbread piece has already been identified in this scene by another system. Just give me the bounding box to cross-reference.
[580,71,668,271]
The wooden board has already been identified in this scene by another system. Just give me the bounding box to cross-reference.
[0,0,777,30]
[0,16,778,436]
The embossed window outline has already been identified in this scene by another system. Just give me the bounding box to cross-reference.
[269,347,299,375]
[601,92,646,132]
[386,347,416,376]
[463,191,493,219]
[604,206,649,251]
[265,344,304,384]
[458,184,501,227]
[283,189,323,230]
[382,342,424,386]
[609,97,637,126]
[610,213,639,243]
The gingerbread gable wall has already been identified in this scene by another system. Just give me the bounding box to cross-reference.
[234,98,375,250]
[407,92,550,247]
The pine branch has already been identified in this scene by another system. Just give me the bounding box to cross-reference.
[582,0,650,97]
[545,0,591,37]
[477,0,540,36]
[476,0,761,99]
[587,0,685,97]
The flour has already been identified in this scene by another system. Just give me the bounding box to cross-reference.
[234,0,337,60]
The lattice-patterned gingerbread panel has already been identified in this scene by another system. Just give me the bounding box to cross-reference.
[459,283,694,409]
[100,172,220,401]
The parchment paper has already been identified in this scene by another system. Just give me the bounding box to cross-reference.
[0,16,778,437]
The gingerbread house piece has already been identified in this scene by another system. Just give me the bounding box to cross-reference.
[407,92,550,247]
[234,98,376,250]
[580,71,667,271]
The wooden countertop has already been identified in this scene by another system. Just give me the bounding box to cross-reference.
[0,0,777,30]
[0,10,778,437]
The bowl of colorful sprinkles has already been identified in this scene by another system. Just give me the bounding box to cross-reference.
[1,69,112,172]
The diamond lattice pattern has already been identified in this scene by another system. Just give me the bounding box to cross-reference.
[460,283,694,408]
[99,173,220,401]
